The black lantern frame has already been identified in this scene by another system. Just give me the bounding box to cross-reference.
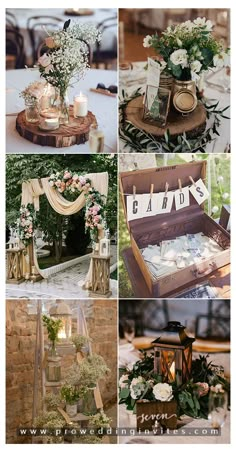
[152,321,195,385]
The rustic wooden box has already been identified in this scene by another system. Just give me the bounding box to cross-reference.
[120,161,230,297]
[136,399,178,430]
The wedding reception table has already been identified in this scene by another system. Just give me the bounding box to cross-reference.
[119,404,230,444]
[6,68,117,153]
[119,344,230,444]
[119,62,230,153]
[7,8,117,65]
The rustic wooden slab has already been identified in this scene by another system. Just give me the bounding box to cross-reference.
[122,247,230,299]
[125,95,207,138]
[16,106,97,148]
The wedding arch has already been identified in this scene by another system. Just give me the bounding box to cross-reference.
[20,171,108,287]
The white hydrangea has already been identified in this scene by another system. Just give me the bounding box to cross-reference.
[130,377,146,400]
[170,49,188,68]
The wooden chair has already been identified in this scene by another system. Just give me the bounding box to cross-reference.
[6,28,25,69]
[92,16,117,69]
[27,15,62,65]
[6,11,19,32]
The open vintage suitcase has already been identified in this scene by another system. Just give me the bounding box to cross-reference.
[120,161,230,297]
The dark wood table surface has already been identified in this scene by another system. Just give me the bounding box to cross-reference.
[122,247,230,299]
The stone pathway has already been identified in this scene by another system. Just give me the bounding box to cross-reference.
[6,246,118,299]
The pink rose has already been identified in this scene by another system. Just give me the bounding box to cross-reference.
[64,171,71,179]
[195,382,209,397]
[44,64,53,74]
[45,36,56,49]
[79,176,86,186]
[38,53,51,68]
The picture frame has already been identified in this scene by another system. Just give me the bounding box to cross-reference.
[143,84,171,127]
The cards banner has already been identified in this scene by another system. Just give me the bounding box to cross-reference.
[126,179,209,221]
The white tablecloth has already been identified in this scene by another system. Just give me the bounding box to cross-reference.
[7,8,117,62]
[119,62,230,154]
[6,68,117,153]
[119,404,230,444]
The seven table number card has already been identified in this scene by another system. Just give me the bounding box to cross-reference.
[126,177,209,221]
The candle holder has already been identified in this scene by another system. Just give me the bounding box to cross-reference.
[73,93,88,117]
[89,124,104,153]
[39,107,60,131]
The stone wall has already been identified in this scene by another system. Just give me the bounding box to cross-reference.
[6,299,117,444]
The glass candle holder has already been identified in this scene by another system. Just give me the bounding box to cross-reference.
[89,124,104,153]
[25,100,39,123]
[39,107,60,131]
[73,93,88,117]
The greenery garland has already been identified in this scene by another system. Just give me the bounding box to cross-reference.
[119,88,230,153]
[119,353,229,419]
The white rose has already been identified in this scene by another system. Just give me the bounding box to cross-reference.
[153,383,173,402]
[213,52,230,68]
[170,49,188,68]
[143,35,152,48]
[119,374,129,389]
[190,60,202,73]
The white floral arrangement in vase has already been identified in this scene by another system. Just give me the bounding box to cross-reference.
[143,17,230,82]
[37,19,100,123]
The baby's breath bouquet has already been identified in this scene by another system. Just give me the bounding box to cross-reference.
[37,19,100,122]
[143,17,230,81]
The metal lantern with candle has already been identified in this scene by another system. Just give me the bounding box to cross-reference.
[49,301,72,343]
[152,321,195,385]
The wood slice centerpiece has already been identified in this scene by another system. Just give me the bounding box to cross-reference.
[16,106,97,148]
[125,95,207,139]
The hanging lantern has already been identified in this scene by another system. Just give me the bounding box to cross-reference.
[49,301,72,342]
[152,321,195,385]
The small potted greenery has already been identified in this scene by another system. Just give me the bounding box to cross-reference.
[61,384,80,418]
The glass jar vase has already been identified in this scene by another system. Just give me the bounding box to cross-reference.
[25,100,39,123]
[39,107,60,131]
[57,90,70,125]
[46,344,61,382]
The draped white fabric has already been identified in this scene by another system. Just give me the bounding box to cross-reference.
[21,172,108,285]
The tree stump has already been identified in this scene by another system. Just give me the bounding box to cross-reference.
[6,248,25,283]
[16,106,97,148]
[89,254,112,298]
[125,95,207,139]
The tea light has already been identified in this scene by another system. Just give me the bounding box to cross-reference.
[39,108,59,131]
[74,93,88,117]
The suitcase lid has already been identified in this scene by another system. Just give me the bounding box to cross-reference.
[119,160,207,231]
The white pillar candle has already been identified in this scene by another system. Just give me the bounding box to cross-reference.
[74,93,88,117]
